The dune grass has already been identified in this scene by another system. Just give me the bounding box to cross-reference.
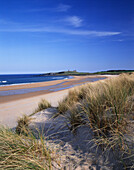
[4,99,55,169]
[31,99,51,116]
[0,99,59,169]
[16,99,51,135]
[16,114,31,135]
[58,86,87,114]
[58,73,134,165]
[0,126,59,169]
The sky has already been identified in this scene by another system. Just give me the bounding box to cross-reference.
[0,0,134,74]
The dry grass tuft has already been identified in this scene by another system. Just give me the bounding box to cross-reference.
[65,104,85,133]
[16,99,51,135]
[58,86,87,114]
[0,126,58,169]
[16,114,31,135]
[32,99,51,115]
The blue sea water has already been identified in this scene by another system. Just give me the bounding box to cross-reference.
[0,74,72,86]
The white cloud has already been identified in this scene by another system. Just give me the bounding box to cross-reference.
[62,30,121,36]
[115,39,124,42]
[0,19,17,25]
[64,16,83,27]
[56,4,71,12]
[0,27,121,37]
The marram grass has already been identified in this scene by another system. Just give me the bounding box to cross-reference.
[32,99,51,116]
[16,99,51,135]
[58,86,87,114]
[58,73,134,166]
[16,114,31,135]
[0,99,60,169]
[59,73,134,132]
[0,126,59,169]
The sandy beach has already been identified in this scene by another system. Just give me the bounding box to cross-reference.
[0,75,106,103]
[0,75,112,128]
[0,75,105,91]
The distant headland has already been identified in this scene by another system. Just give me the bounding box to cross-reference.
[38,69,134,76]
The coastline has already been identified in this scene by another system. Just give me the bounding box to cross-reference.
[0,75,105,91]
[0,75,108,104]
[0,75,73,88]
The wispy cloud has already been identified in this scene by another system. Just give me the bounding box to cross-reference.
[63,16,83,27]
[0,19,8,24]
[113,39,124,42]
[56,4,71,12]
[0,26,121,37]
[0,19,18,25]
[25,4,71,13]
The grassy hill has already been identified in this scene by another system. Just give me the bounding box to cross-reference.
[94,69,134,75]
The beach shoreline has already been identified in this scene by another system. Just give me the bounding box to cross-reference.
[0,75,106,91]
[0,75,109,104]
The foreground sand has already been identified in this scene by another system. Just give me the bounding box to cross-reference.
[0,75,116,128]
[0,89,69,128]
[29,107,120,169]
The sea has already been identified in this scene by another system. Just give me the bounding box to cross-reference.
[0,74,72,86]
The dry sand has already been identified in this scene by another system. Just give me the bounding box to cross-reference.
[0,89,69,128]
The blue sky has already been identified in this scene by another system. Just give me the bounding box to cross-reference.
[0,0,134,74]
